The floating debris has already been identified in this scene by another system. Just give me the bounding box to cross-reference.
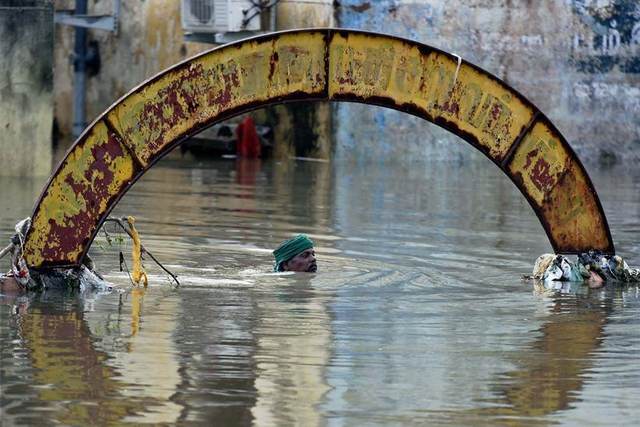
[532,251,640,289]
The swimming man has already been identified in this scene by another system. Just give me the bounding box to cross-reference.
[273,234,317,273]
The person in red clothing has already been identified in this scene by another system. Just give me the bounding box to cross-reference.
[236,116,261,158]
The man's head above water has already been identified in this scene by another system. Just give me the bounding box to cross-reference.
[273,234,317,273]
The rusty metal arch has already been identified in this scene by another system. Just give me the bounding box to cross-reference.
[23,29,614,268]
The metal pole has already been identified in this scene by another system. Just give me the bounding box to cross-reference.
[72,0,88,137]
[270,0,277,32]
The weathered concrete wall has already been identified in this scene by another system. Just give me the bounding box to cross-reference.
[336,0,640,165]
[53,0,335,159]
[0,0,54,177]
[54,1,637,164]
[53,0,211,136]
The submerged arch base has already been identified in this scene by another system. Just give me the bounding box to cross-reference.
[24,29,614,268]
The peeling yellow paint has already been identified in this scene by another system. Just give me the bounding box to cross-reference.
[542,162,610,252]
[24,121,136,267]
[24,30,613,267]
[509,121,570,206]
[508,119,609,252]
[108,32,327,166]
[328,32,535,160]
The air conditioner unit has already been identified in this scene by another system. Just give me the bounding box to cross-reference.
[181,0,262,34]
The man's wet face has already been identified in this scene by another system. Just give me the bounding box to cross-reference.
[283,248,317,272]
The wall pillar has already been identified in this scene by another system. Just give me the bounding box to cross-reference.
[0,0,54,177]
[271,0,334,160]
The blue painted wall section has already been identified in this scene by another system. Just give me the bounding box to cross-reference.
[334,0,464,164]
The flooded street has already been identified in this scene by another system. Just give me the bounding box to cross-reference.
[1,153,639,426]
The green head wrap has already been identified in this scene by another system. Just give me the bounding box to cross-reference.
[273,234,314,272]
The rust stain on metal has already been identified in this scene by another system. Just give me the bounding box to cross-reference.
[507,119,613,253]
[508,121,570,206]
[23,121,137,267]
[327,32,536,161]
[540,162,612,253]
[107,31,327,167]
[23,29,614,268]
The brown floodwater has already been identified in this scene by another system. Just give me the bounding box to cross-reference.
[0,152,638,426]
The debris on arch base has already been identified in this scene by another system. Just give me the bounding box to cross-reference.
[532,251,640,290]
[0,217,178,293]
[0,218,110,292]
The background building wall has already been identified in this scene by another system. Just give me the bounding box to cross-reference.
[51,1,639,164]
[0,0,53,177]
[335,0,640,165]
[53,0,335,159]
[53,0,211,137]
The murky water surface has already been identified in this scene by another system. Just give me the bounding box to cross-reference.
[1,154,638,426]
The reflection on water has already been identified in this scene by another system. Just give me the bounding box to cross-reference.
[1,154,639,426]
[252,277,331,426]
[470,286,619,426]
[1,290,152,425]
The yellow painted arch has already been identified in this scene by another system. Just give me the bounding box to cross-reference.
[23,29,614,268]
